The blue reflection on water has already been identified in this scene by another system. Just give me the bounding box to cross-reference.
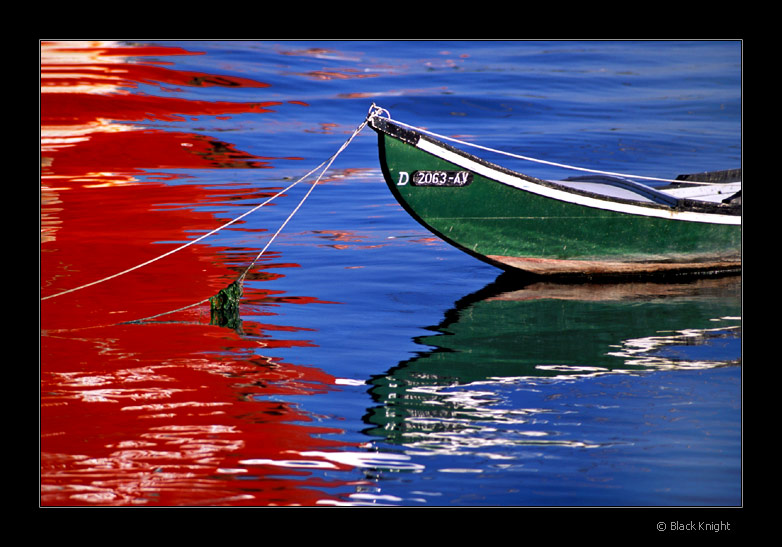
[192,40,741,507]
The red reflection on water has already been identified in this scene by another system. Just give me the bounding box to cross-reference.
[46,129,273,177]
[43,91,283,124]
[42,45,270,92]
[41,41,361,506]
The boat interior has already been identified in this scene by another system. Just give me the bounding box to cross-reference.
[555,169,741,209]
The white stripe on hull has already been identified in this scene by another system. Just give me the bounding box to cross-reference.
[416,138,741,226]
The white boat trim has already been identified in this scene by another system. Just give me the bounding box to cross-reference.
[416,138,741,226]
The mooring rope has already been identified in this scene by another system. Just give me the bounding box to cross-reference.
[42,112,373,330]
[369,106,724,186]
[122,113,373,326]
[42,177,305,302]
[43,112,372,307]
[236,110,374,286]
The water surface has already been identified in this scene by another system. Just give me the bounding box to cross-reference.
[40,40,741,509]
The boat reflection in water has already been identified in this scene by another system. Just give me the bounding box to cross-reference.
[364,275,741,453]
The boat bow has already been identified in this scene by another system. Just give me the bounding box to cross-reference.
[368,108,741,278]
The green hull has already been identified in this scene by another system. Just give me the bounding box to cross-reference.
[371,116,741,278]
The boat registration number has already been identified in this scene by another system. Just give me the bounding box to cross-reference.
[406,170,473,187]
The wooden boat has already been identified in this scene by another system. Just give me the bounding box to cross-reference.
[368,110,741,278]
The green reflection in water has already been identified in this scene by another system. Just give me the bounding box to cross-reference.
[364,275,741,447]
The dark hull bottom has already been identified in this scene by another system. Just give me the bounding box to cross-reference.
[487,254,741,278]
